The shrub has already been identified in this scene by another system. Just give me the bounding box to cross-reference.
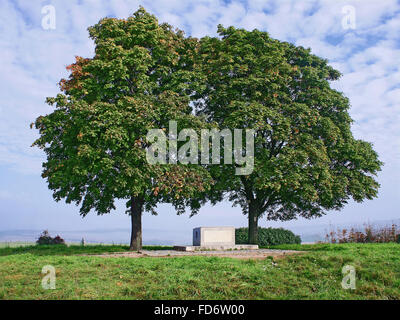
[36,230,66,245]
[235,227,301,246]
[325,224,400,244]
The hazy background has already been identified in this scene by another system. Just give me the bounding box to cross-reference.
[0,0,399,244]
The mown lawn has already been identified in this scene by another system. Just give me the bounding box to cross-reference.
[0,243,399,299]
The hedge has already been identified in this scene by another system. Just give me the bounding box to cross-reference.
[235,227,301,246]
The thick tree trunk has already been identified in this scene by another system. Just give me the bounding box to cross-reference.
[248,204,259,245]
[129,196,143,251]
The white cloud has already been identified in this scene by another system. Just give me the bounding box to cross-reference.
[0,0,399,179]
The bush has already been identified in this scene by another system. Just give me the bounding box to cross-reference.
[36,230,66,245]
[325,224,400,244]
[235,227,301,246]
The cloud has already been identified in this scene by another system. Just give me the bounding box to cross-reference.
[0,0,399,178]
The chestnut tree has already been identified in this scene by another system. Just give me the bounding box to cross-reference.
[194,25,383,244]
[32,8,212,251]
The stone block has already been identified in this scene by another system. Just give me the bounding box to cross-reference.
[192,226,235,246]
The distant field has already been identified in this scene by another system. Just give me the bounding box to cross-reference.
[0,243,399,299]
[0,242,35,248]
[0,242,134,248]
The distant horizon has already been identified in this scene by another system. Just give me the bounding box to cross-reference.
[2,217,399,245]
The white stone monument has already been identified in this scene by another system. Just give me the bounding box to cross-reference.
[192,226,235,246]
[174,226,259,251]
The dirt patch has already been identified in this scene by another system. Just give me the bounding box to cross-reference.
[86,249,305,260]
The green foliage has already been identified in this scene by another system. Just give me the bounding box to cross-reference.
[236,227,301,246]
[32,8,212,218]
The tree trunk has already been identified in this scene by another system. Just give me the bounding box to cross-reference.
[129,196,143,251]
[248,204,259,245]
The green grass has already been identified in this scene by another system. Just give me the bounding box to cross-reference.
[0,243,399,299]
[0,244,173,256]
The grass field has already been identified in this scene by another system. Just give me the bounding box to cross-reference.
[0,243,399,299]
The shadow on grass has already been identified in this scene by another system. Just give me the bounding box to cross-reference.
[0,244,174,257]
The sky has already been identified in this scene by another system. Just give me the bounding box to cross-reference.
[0,0,399,244]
